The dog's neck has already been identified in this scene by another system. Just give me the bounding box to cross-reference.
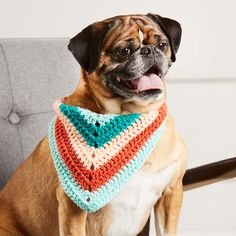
[65,70,165,114]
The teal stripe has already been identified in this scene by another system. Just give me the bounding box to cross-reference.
[49,118,166,213]
[59,104,140,148]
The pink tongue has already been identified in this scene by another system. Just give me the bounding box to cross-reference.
[132,73,163,92]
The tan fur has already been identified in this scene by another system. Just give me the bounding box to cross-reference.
[0,15,186,236]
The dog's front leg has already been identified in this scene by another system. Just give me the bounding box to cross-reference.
[154,183,183,236]
[56,186,87,236]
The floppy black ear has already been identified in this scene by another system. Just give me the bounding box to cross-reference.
[68,21,113,73]
[147,13,182,62]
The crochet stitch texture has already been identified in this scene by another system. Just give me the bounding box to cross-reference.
[48,99,167,212]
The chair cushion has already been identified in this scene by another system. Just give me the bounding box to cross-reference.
[0,38,80,188]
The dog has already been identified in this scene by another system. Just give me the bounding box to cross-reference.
[0,13,187,236]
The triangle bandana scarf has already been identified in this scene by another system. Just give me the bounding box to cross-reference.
[48,99,167,212]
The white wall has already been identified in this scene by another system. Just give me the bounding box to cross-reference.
[1,0,236,235]
[1,0,236,79]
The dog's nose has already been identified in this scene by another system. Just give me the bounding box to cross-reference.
[140,46,152,55]
[140,45,158,56]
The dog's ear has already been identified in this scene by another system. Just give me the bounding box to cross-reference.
[147,13,182,62]
[68,21,113,74]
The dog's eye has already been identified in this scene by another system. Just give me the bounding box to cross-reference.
[118,48,131,56]
[158,42,168,51]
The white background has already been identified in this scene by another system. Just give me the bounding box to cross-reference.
[1,0,236,235]
[1,0,236,79]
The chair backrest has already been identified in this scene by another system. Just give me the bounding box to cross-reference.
[0,38,80,188]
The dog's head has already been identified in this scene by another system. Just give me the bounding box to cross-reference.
[68,14,181,111]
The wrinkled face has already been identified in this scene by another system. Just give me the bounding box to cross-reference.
[100,16,172,100]
[68,14,181,103]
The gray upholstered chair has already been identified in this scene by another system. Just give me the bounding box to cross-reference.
[0,38,79,189]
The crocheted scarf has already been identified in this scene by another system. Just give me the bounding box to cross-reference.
[48,99,167,212]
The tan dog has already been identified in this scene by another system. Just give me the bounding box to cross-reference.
[0,14,187,236]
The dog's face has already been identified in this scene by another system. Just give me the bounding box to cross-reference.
[68,14,181,106]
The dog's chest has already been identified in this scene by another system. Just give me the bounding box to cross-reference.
[106,163,177,236]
